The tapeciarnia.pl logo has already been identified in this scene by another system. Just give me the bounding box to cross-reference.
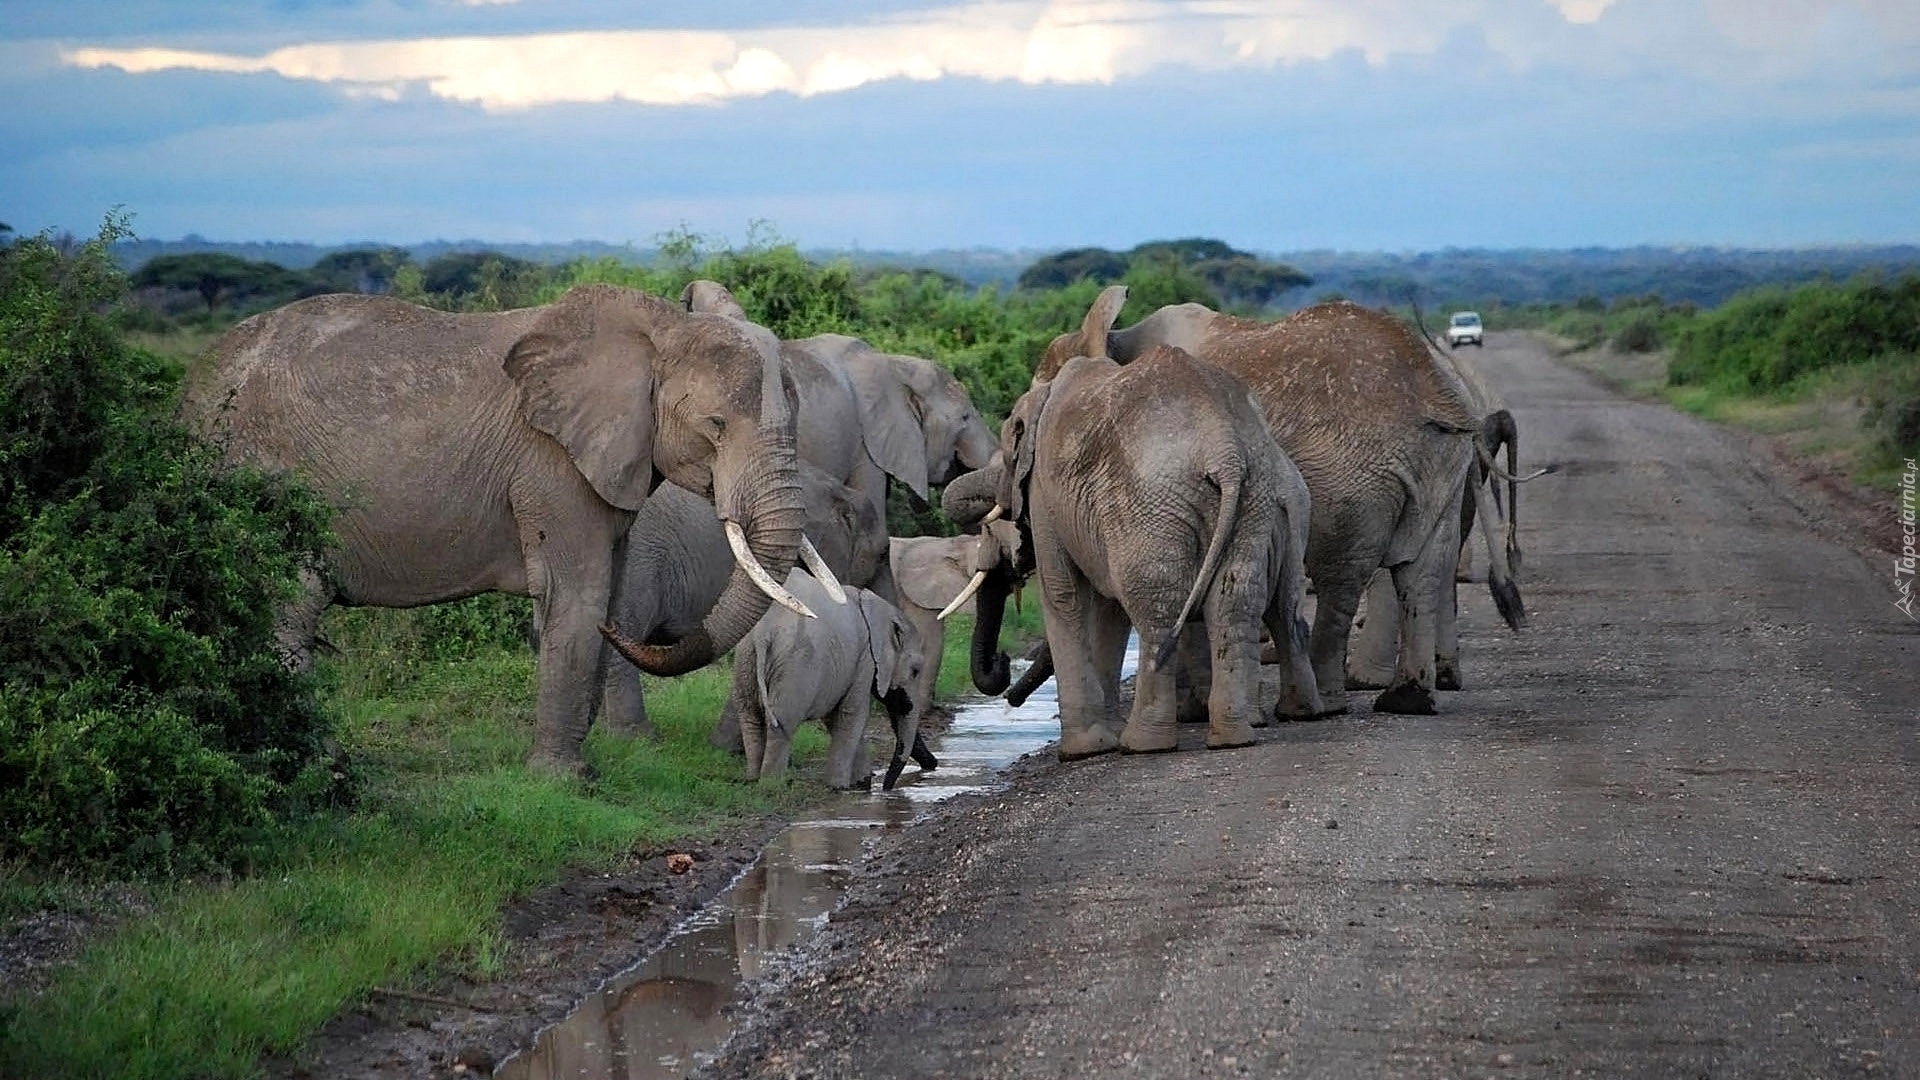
[1897,458,1918,620]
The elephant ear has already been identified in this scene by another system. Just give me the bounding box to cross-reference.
[1004,381,1052,522]
[848,351,932,501]
[891,537,977,613]
[680,279,748,319]
[504,284,663,512]
[860,591,904,698]
[1080,285,1128,360]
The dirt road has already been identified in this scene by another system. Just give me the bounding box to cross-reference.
[702,333,1920,1078]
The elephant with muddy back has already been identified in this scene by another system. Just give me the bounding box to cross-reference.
[186,284,837,776]
[948,287,1502,717]
[942,344,1323,759]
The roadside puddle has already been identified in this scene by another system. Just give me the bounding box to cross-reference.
[491,654,1093,1079]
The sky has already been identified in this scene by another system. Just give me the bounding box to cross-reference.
[3,0,1919,253]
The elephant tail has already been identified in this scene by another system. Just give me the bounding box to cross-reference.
[1153,460,1245,672]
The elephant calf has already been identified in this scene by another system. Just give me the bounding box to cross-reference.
[717,569,936,791]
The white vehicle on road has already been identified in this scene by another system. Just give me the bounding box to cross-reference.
[1447,311,1484,347]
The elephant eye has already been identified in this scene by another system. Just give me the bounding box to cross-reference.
[703,414,727,437]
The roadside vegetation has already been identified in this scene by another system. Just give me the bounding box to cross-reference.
[1478,275,1920,486]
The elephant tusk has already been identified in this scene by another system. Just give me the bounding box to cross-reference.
[938,570,990,621]
[980,505,1004,525]
[725,519,817,619]
[797,535,849,604]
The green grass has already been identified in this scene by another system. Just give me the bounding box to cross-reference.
[0,632,822,1080]
[0,589,1046,1080]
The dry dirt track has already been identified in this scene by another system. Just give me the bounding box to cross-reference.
[701,333,1920,1079]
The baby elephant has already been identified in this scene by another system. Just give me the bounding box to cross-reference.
[727,569,936,790]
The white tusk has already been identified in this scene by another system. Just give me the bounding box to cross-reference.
[725,520,816,619]
[797,535,848,604]
[981,505,1004,525]
[938,570,990,621]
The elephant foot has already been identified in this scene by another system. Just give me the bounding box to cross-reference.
[1058,723,1122,761]
[601,715,660,740]
[1435,659,1464,692]
[526,748,592,781]
[1204,718,1258,750]
[1345,671,1390,691]
[1276,702,1349,723]
[1374,681,1437,716]
[1119,716,1180,754]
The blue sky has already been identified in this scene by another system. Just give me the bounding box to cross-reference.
[4,0,1918,252]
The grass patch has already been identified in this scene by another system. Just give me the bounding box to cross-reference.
[0,581,1042,1080]
[0,630,825,1080]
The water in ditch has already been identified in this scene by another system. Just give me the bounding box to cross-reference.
[491,642,1138,1079]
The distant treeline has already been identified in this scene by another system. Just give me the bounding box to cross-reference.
[110,233,1920,310]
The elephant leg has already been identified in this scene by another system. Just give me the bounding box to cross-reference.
[822,681,873,790]
[1199,588,1261,750]
[1374,532,1452,716]
[758,717,796,785]
[274,567,333,673]
[1120,614,1182,754]
[733,665,767,781]
[599,660,658,740]
[709,698,747,755]
[1042,571,1122,761]
[1172,623,1212,724]
[1308,570,1363,717]
[1435,570,1464,692]
[904,605,945,721]
[527,571,617,776]
[1346,569,1399,690]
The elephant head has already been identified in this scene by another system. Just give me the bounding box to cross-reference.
[682,279,996,501]
[798,462,889,590]
[931,511,1030,698]
[840,347,997,498]
[551,285,816,677]
[858,592,936,791]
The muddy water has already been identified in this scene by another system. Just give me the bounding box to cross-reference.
[491,643,1137,1080]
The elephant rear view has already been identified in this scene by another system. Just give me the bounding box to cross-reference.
[187,284,817,775]
[1022,286,1483,716]
[962,345,1323,760]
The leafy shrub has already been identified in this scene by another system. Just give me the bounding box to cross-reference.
[0,221,341,874]
[1670,274,1920,391]
[1611,314,1662,353]
[1866,353,1920,458]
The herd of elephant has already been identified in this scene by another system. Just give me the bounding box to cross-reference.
[186,277,1539,791]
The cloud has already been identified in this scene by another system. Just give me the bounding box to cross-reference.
[56,0,1557,111]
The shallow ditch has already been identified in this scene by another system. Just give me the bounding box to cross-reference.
[490,644,1138,1079]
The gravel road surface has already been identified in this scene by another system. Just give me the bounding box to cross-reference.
[701,332,1920,1079]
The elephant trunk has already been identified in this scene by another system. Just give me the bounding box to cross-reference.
[968,571,1013,695]
[607,427,808,677]
[940,459,1002,528]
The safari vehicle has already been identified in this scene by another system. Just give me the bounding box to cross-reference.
[1447,311,1484,347]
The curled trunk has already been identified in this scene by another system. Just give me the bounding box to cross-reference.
[606,433,807,676]
[968,572,1013,695]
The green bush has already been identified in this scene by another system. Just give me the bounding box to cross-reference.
[1866,353,1920,458]
[0,221,341,875]
[1611,314,1663,353]
[1670,274,1920,391]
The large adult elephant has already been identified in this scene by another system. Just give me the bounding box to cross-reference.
[186,284,823,775]
[942,345,1322,759]
[950,287,1483,715]
[1348,343,1537,690]
[598,465,886,739]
